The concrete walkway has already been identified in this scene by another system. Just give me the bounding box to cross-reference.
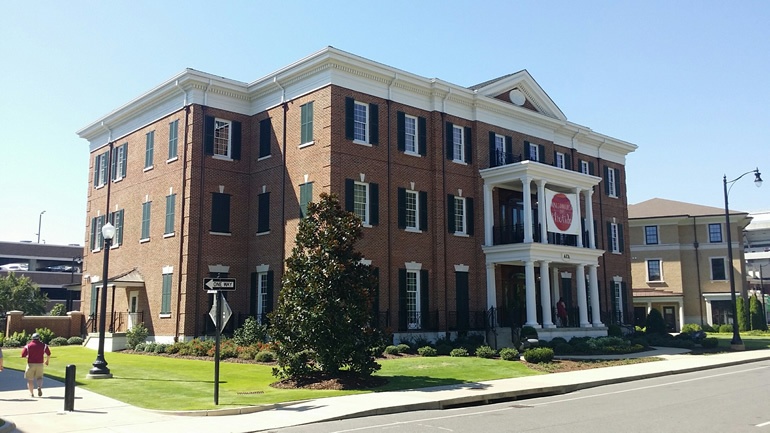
[1,348,770,433]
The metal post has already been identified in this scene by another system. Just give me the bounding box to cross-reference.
[88,235,113,378]
[214,290,222,405]
[64,364,76,411]
[724,174,743,348]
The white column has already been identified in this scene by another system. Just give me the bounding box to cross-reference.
[522,177,533,243]
[524,260,539,327]
[484,184,494,247]
[540,261,555,328]
[585,188,595,249]
[576,264,590,327]
[589,264,603,326]
[678,301,684,332]
[574,187,583,248]
[486,264,497,310]
[551,267,560,310]
[538,179,547,244]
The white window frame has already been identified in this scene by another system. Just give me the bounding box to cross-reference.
[141,201,151,242]
[257,271,269,323]
[214,118,232,158]
[300,101,314,146]
[555,152,566,169]
[353,101,369,144]
[404,114,418,155]
[145,131,154,170]
[406,269,421,329]
[454,196,467,235]
[646,259,663,282]
[354,181,370,226]
[580,160,590,175]
[607,168,618,197]
[405,189,419,231]
[161,267,173,317]
[452,125,465,163]
[644,225,659,245]
[613,278,624,322]
[494,134,505,166]
[610,222,620,253]
[529,143,539,161]
[708,223,723,243]
[710,257,727,281]
[114,144,127,180]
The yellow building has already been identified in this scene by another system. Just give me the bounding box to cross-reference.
[628,198,751,331]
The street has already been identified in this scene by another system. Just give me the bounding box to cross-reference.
[268,361,770,433]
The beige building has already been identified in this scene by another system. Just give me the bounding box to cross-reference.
[628,198,751,331]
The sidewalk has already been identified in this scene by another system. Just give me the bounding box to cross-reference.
[2,348,770,433]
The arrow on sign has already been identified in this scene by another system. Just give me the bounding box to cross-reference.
[204,278,236,291]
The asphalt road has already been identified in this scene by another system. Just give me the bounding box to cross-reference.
[269,360,770,433]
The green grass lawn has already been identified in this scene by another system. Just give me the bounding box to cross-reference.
[1,346,542,411]
[708,333,770,350]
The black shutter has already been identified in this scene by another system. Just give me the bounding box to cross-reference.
[418,117,427,156]
[259,118,271,158]
[370,182,379,225]
[447,194,456,233]
[204,115,215,155]
[446,122,454,160]
[93,154,99,186]
[618,223,625,252]
[345,179,355,212]
[420,270,429,329]
[399,269,407,331]
[606,222,612,250]
[90,217,96,250]
[419,191,428,231]
[369,103,379,145]
[397,187,406,228]
[604,166,610,195]
[397,111,405,152]
[111,149,118,181]
[505,136,513,160]
[467,198,474,235]
[211,193,231,233]
[615,169,622,198]
[265,271,274,315]
[464,127,472,164]
[589,161,595,176]
[231,121,241,160]
[523,141,531,160]
[488,132,496,167]
[345,97,354,140]
[250,272,257,317]
[538,144,545,163]
[565,153,572,170]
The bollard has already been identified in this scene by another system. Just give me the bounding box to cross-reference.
[64,364,76,411]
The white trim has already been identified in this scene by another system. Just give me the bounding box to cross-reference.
[405,261,422,271]
[645,258,663,283]
[454,264,469,272]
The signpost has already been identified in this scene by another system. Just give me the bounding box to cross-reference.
[205,277,236,405]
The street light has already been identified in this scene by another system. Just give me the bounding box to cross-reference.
[37,211,45,243]
[88,222,115,379]
[723,168,762,350]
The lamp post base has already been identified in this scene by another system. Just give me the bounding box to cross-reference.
[730,343,746,351]
[86,372,114,379]
[87,358,112,379]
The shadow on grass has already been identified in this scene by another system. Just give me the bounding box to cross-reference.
[372,376,491,392]
[75,377,217,385]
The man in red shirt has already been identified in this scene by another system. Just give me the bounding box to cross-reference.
[21,333,51,398]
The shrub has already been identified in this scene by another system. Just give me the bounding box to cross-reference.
[135,343,147,352]
[34,327,55,344]
[607,324,623,337]
[49,303,67,316]
[718,324,733,333]
[549,337,568,347]
[645,308,668,334]
[178,338,214,356]
[417,346,438,357]
[166,342,183,354]
[209,339,239,359]
[153,344,169,354]
[3,339,22,348]
[6,330,30,346]
[523,347,554,364]
[396,343,411,354]
[49,337,69,346]
[450,348,469,357]
[521,326,538,340]
[126,323,149,349]
[233,316,269,346]
[255,350,276,362]
[702,324,716,333]
[435,343,453,356]
[67,336,84,346]
[499,347,519,361]
[700,337,719,348]
[552,342,573,355]
[475,345,496,359]
[144,342,157,353]
[384,345,400,355]
[680,323,702,334]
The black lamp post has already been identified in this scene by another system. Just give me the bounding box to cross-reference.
[88,222,115,379]
[723,168,762,350]
[37,210,45,243]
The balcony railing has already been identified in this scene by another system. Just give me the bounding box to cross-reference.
[447,311,487,331]
[493,223,584,247]
[490,150,523,168]
[398,310,439,332]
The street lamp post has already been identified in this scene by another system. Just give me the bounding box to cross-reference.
[723,168,762,350]
[88,222,115,379]
[37,210,45,243]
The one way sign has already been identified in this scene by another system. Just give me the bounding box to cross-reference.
[204,277,236,291]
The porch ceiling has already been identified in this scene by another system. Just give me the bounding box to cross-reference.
[479,159,602,191]
[483,242,604,266]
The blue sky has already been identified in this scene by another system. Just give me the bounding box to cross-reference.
[1,1,768,245]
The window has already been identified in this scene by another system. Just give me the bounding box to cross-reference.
[211,192,231,233]
[354,183,368,223]
[452,125,464,162]
[580,160,591,175]
[489,133,513,167]
[94,151,109,187]
[406,270,420,329]
[161,271,172,314]
[257,271,269,323]
[555,152,566,169]
[109,209,124,247]
[709,223,723,243]
[398,188,427,231]
[259,118,271,158]
[398,112,426,156]
[345,97,378,145]
[168,120,179,160]
[112,143,128,180]
[257,192,270,233]
[300,102,313,145]
[448,195,474,235]
[145,131,154,169]
[494,134,505,165]
[399,266,428,330]
[604,166,620,198]
[90,215,106,251]
[529,142,539,161]
[446,122,472,163]
[613,280,625,323]
[711,257,727,280]
[204,116,242,160]
[345,179,378,226]
[141,201,152,240]
[647,259,662,282]
[645,226,659,245]
[404,115,417,153]
[608,222,624,253]
[252,267,273,323]
[299,182,313,219]
[165,193,176,235]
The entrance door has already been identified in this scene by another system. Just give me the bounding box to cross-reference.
[663,306,676,332]
[128,291,139,330]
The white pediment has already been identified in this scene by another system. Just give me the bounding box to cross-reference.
[470,70,567,122]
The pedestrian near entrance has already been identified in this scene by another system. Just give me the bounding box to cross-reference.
[557,297,568,328]
[21,333,51,398]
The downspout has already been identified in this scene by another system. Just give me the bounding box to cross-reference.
[442,88,451,335]
[387,74,397,323]
[597,139,609,321]
[195,81,213,336]
[174,80,190,341]
[275,76,288,300]
[693,215,704,326]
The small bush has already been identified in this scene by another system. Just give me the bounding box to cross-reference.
[67,336,84,346]
[384,345,400,355]
[702,324,716,333]
[549,337,568,347]
[3,339,22,348]
[126,323,149,349]
[552,342,573,355]
[700,337,719,348]
[607,324,623,337]
[475,345,496,359]
[210,339,239,359]
[49,303,67,316]
[521,326,539,340]
[718,324,733,333]
[34,328,55,344]
[153,344,169,354]
[523,347,554,364]
[144,342,157,353]
[499,347,519,361]
[166,342,182,354]
[450,347,469,357]
[435,343,453,356]
[417,346,438,357]
[135,343,147,352]
[233,316,268,346]
[255,350,276,362]
[396,343,412,354]
[680,323,702,334]
[645,308,668,334]
[49,337,69,346]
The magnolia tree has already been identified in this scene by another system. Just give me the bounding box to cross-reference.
[270,192,384,380]
[0,272,48,315]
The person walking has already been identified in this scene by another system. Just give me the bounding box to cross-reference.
[557,297,569,328]
[21,333,51,397]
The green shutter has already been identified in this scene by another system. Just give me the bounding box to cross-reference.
[447,194,456,233]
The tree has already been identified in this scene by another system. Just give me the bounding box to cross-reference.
[0,272,48,315]
[270,192,384,380]
[737,296,749,332]
[644,308,667,334]
[749,294,767,331]
[50,303,67,316]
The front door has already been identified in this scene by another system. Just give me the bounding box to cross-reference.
[663,306,676,332]
[128,291,139,330]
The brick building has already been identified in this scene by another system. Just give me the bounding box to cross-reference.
[77,47,636,345]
